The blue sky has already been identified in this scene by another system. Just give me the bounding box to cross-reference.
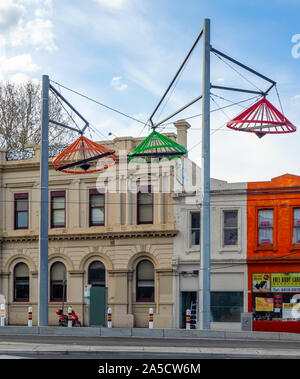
[1,0,300,183]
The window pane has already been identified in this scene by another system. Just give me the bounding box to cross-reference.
[294,209,300,226]
[211,292,243,322]
[139,204,153,223]
[52,196,65,209]
[137,287,154,300]
[224,211,237,227]
[191,212,200,228]
[14,263,29,301]
[137,260,154,280]
[91,194,104,207]
[91,208,104,224]
[15,282,29,300]
[293,227,300,244]
[53,209,65,226]
[89,261,105,286]
[139,193,152,205]
[17,211,28,228]
[259,227,273,244]
[51,283,66,300]
[16,198,28,211]
[258,209,273,227]
[224,229,238,245]
[137,260,154,301]
[51,262,66,281]
[191,229,200,245]
[15,263,29,277]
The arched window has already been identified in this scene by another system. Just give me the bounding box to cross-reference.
[136,260,154,302]
[88,261,105,287]
[50,262,66,301]
[14,262,29,301]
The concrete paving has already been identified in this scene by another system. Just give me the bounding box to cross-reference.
[1,325,300,342]
[0,326,299,358]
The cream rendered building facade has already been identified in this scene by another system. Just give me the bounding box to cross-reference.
[0,133,179,327]
[172,160,248,331]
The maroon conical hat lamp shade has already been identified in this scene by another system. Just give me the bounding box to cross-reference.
[227,96,296,138]
[52,135,117,174]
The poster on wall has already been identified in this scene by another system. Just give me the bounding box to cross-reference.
[252,273,271,292]
[271,273,300,293]
[255,297,274,311]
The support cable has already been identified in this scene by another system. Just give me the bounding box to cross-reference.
[50,79,146,126]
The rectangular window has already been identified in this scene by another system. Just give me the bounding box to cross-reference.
[14,193,28,229]
[190,212,200,246]
[211,291,244,322]
[137,186,153,224]
[223,210,238,246]
[258,209,273,245]
[51,191,65,228]
[89,189,105,226]
[293,208,300,244]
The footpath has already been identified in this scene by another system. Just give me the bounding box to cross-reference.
[0,326,300,358]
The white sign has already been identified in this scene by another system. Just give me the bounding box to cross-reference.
[84,284,92,303]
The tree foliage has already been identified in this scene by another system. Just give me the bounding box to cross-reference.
[0,81,77,150]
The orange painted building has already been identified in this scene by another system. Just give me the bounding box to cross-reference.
[247,174,300,333]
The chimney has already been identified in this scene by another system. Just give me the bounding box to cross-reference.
[174,119,191,155]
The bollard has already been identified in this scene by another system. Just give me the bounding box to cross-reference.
[149,308,153,329]
[0,304,5,327]
[28,306,32,327]
[107,307,112,328]
[186,309,191,330]
[68,306,72,328]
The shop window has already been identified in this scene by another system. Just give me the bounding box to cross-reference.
[223,210,238,246]
[50,262,66,302]
[14,193,28,229]
[137,186,153,224]
[258,209,273,245]
[51,191,65,228]
[211,291,243,322]
[88,261,105,287]
[136,260,154,302]
[293,208,300,244]
[89,190,105,226]
[252,292,300,321]
[190,211,200,247]
[14,262,29,301]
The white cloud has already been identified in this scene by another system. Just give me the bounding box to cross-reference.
[111,76,128,91]
[11,17,57,52]
[9,72,30,84]
[0,54,39,73]
[0,0,24,33]
[94,0,125,9]
[292,94,300,100]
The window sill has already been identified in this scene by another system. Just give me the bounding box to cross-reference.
[185,246,200,254]
[218,247,242,254]
[254,246,277,252]
[289,244,300,251]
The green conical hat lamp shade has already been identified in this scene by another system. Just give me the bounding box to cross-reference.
[128,129,187,163]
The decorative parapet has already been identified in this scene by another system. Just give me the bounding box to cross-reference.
[6,147,35,161]
[5,145,66,161]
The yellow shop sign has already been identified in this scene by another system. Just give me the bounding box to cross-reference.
[271,273,300,288]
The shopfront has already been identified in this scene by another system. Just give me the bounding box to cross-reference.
[249,265,300,333]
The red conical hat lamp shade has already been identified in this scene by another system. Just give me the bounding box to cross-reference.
[227,97,296,138]
[52,135,117,174]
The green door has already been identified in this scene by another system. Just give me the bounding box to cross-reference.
[89,286,107,326]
